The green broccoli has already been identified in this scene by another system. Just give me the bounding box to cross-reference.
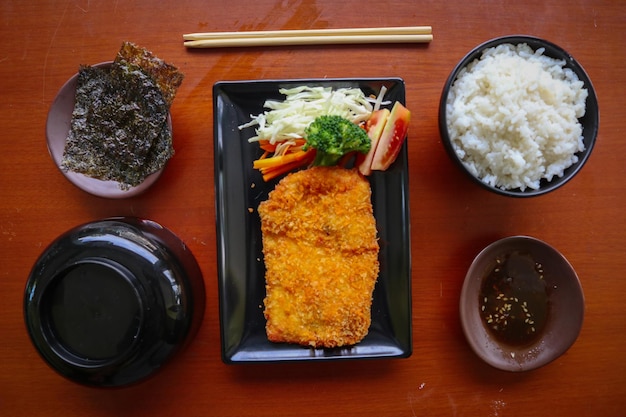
[303,115,371,167]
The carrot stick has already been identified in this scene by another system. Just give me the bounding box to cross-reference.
[253,149,312,170]
[261,152,315,181]
[258,140,277,152]
[258,138,306,153]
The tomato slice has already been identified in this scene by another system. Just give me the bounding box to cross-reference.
[356,108,390,176]
[370,102,411,171]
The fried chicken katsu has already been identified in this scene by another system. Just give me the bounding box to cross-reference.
[258,166,379,348]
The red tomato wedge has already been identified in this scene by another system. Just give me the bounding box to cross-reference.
[370,102,411,171]
[357,108,390,176]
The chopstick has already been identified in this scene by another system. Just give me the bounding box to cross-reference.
[183,26,432,48]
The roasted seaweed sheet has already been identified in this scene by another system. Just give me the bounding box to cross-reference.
[115,42,184,107]
[61,43,183,190]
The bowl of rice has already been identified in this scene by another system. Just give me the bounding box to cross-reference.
[439,35,599,197]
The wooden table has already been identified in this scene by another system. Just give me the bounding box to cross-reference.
[2,1,625,415]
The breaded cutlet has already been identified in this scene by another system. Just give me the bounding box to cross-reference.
[258,166,379,348]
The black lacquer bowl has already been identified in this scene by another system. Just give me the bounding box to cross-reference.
[24,217,205,387]
[439,35,599,197]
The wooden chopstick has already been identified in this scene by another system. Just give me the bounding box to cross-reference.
[184,34,433,48]
[183,26,432,40]
[183,26,432,48]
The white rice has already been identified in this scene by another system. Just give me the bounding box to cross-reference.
[446,43,588,191]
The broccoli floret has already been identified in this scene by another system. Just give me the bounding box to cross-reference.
[303,115,371,167]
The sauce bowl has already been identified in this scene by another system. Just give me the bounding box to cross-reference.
[459,236,584,371]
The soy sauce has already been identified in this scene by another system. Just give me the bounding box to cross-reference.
[479,251,549,347]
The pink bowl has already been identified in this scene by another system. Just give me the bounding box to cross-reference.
[460,235,584,371]
[46,62,170,199]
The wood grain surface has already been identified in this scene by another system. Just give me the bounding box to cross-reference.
[1,1,625,416]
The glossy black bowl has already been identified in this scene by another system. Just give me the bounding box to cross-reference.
[439,35,599,197]
[24,217,205,387]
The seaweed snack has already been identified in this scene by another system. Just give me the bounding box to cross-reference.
[61,42,183,189]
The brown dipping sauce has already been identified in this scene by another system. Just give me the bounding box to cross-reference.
[479,251,550,347]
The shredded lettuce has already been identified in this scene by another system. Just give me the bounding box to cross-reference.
[239,86,376,144]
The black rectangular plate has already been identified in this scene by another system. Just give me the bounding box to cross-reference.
[213,78,412,363]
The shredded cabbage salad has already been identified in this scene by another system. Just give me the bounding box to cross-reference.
[239,86,387,144]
